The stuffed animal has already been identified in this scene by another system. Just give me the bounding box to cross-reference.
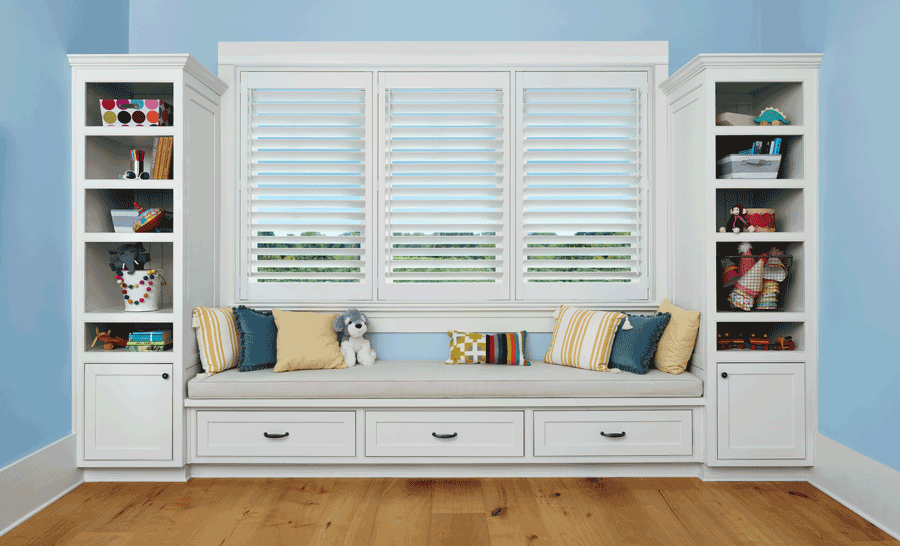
[108,243,151,274]
[719,204,755,233]
[332,308,377,367]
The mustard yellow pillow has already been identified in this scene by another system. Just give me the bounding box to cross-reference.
[272,310,345,372]
[544,305,624,372]
[653,299,700,375]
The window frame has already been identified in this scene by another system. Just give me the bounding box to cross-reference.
[219,42,670,323]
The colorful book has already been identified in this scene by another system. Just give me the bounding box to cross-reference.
[127,344,173,352]
[128,330,172,343]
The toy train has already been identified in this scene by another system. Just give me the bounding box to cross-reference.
[717,333,795,351]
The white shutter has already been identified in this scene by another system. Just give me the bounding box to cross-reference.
[379,72,510,300]
[516,72,649,300]
[241,72,373,300]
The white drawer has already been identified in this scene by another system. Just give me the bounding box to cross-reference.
[366,411,524,457]
[534,410,692,457]
[196,411,355,457]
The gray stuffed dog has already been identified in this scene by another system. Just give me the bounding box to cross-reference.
[332,309,376,367]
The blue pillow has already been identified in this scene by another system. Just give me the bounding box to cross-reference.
[232,306,278,372]
[608,313,672,375]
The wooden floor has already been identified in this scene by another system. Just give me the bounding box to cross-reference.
[1,478,896,545]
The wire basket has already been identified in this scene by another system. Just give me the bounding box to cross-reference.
[718,253,793,311]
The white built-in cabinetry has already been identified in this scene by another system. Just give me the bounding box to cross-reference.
[662,54,821,467]
[69,55,226,470]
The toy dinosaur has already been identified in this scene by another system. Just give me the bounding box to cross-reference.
[754,107,790,125]
[108,243,151,274]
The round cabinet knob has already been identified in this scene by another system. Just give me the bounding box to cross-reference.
[721,372,728,379]
[162,373,169,379]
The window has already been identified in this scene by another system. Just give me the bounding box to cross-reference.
[516,72,649,300]
[235,58,656,305]
[240,72,373,300]
[379,72,511,301]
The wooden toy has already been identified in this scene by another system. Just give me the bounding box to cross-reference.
[92,328,128,351]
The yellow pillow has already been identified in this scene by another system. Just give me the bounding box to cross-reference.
[654,299,700,375]
[272,310,345,372]
[192,307,240,375]
[544,305,624,372]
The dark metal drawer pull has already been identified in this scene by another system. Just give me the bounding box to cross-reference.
[432,432,458,439]
[600,431,626,438]
[263,432,289,439]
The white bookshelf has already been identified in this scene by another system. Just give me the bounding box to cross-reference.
[69,55,226,469]
[662,54,821,467]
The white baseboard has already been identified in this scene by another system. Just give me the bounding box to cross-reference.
[809,433,900,541]
[189,463,703,479]
[83,467,191,482]
[0,434,83,538]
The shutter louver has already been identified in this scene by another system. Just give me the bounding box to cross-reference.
[241,72,372,300]
[516,72,649,300]
[380,73,510,300]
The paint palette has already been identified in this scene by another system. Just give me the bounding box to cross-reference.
[100,99,173,126]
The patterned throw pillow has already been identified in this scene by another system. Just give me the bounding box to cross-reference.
[544,305,625,372]
[608,313,672,375]
[445,330,528,365]
[192,307,240,375]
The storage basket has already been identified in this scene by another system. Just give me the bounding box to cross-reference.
[717,154,781,179]
[718,254,792,311]
[744,208,776,232]
[99,99,173,126]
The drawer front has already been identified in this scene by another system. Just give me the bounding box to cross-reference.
[534,410,692,457]
[196,411,355,457]
[366,411,524,457]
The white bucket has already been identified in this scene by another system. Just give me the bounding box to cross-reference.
[119,269,163,312]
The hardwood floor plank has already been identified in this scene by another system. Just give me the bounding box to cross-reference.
[2,478,896,546]
[528,477,619,545]
[301,478,384,546]
[429,513,490,546]
[480,478,554,546]
[61,532,133,546]
[431,479,484,514]
[368,479,433,546]
[567,477,695,546]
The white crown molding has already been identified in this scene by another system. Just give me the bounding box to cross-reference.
[0,435,83,537]
[660,53,824,94]
[218,41,668,67]
[67,54,228,96]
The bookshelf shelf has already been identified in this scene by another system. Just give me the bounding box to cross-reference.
[71,54,226,468]
[663,54,820,466]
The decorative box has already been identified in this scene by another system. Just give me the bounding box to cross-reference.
[100,99,173,126]
[110,209,139,233]
[717,154,782,179]
[744,208,776,232]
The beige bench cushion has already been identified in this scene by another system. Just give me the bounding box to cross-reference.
[188,360,703,399]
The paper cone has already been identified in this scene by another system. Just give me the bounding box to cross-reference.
[734,257,767,296]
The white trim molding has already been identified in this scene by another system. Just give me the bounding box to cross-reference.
[810,433,900,541]
[0,435,83,537]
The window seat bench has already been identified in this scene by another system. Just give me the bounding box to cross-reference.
[187,360,703,400]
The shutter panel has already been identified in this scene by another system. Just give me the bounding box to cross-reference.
[241,72,372,300]
[516,72,649,300]
[379,72,510,300]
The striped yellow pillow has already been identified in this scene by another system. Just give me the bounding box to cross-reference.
[192,307,241,375]
[544,305,625,372]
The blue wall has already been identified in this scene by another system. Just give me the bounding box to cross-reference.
[4,0,898,475]
[816,0,900,471]
[128,0,761,74]
[0,0,127,469]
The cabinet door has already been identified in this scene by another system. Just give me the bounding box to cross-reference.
[84,364,173,461]
[717,363,805,460]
